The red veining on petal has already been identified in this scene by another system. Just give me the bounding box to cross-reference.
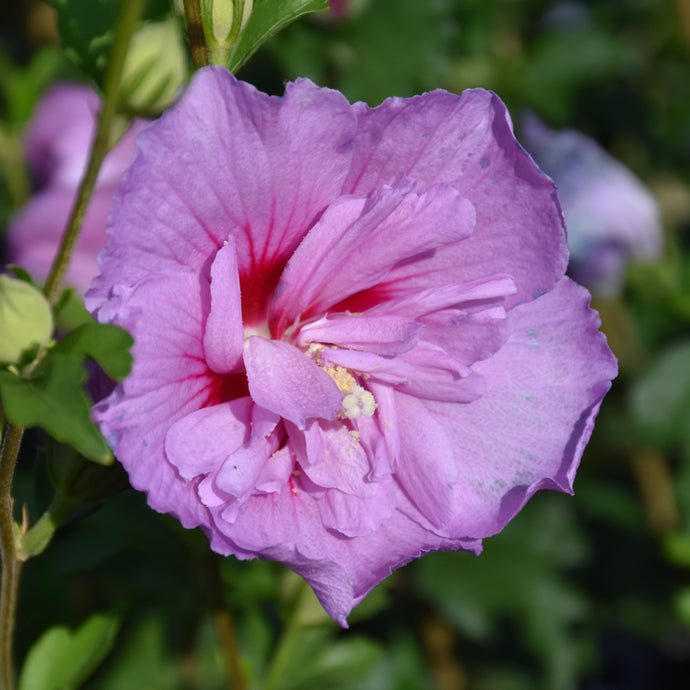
[206,371,250,406]
[329,284,395,314]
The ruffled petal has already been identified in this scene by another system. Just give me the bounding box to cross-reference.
[344,88,567,309]
[418,277,617,538]
[93,271,219,530]
[207,480,480,626]
[270,180,475,332]
[165,398,255,478]
[90,68,356,324]
[393,393,459,529]
[396,342,485,402]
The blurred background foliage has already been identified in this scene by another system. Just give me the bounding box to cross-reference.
[2,0,690,688]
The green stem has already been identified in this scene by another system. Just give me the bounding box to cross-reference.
[43,0,146,306]
[207,555,247,690]
[262,578,311,690]
[0,424,24,690]
[183,0,209,68]
[0,126,30,210]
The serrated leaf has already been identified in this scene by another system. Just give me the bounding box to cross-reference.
[54,322,133,381]
[0,353,111,462]
[18,612,120,690]
[226,0,328,73]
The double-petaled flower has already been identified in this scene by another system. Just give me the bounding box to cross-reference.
[88,67,616,625]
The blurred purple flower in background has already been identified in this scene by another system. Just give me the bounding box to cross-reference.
[6,84,147,294]
[521,113,663,296]
[88,67,616,625]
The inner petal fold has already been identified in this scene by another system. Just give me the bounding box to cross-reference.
[203,237,244,374]
[243,335,343,429]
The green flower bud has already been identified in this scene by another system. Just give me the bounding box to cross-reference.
[0,275,53,365]
[201,0,254,64]
[119,19,187,113]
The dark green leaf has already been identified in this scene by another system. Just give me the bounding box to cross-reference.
[414,495,589,690]
[7,265,41,287]
[18,612,120,690]
[0,353,111,463]
[46,0,171,86]
[47,0,120,85]
[225,0,329,73]
[54,322,133,381]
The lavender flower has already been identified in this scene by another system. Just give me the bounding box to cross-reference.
[521,114,663,296]
[6,84,147,294]
[88,67,616,625]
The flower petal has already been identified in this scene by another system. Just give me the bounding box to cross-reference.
[165,397,254,478]
[419,277,617,538]
[271,180,475,332]
[203,238,244,373]
[344,88,567,308]
[90,69,356,324]
[393,393,459,529]
[243,336,343,428]
[93,271,220,530]
[297,313,422,355]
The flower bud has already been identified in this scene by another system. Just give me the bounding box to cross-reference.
[119,19,187,113]
[0,275,53,365]
[202,0,253,60]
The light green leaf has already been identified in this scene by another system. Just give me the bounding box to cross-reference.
[225,0,328,73]
[0,353,111,463]
[18,612,120,690]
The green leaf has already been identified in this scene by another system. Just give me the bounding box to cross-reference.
[630,341,690,449]
[54,288,94,332]
[54,322,133,381]
[90,615,181,690]
[225,0,328,73]
[47,0,120,85]
[267,627,382,690]
[0,47,67,130]
[413,495,589,690]
[0,353,111,463]
[18,612,120,690]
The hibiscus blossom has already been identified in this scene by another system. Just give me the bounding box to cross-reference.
[6,83,146,294]
[88,67,616,625]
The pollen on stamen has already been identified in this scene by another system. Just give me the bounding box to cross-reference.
[339,383,377,420]
[309,349,378,420]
